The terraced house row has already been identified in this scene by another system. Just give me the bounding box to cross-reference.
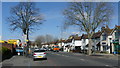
[42,25,120,54]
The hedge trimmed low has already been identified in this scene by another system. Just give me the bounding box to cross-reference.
[0,46,12,61]
[0,46,10,54]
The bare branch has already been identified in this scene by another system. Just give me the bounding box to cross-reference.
[7,2,44,40]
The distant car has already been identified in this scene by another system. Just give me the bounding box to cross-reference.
[33,50,47,61]
[34,48,39,50]
[15,47,24,55]
[44,48,47,51]
[48,48,52,51]
[40,48,47,51]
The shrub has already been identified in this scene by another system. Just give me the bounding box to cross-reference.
[2,47,10,54]
[1,46,12,61]
[0,46,11,56]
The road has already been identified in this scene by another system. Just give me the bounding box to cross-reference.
[1,51,119,68]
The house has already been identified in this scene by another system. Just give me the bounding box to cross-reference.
[71,36,82,52]
[57,39,65,51]
[110,25,120,54]
[100,26,114,53]
[63,39,72,52]
[63,34,82,52]
[42,43,49,48]
[92,31,102,52]
[49,42,57,48]
[81,34,89,51]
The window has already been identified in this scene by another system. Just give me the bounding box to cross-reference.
[16,48,23,50]
[54,46,59,48]
[102,33,107,41]
[115,31,120,39]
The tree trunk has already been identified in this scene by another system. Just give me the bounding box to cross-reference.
[26,29,29,40]
[23,29,29,57]
[88,38,92,55]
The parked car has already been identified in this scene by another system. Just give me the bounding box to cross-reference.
[33,49,47,61]
[15,47,24,55]
[48,48,52,51]
[40,48,47,51]
[34,48,39,50]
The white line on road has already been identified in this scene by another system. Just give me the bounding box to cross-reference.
[105,65,109,66]
[80,59,85,61]
[64,56,69,57]
[61,55,65,56]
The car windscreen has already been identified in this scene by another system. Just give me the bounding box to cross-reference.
[34,50,45,52]
[54,46,59,48]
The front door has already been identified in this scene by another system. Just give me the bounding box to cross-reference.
[110,43,112,54]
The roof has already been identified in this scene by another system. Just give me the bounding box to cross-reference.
[74,36,81,40]
[57,40,66,43]
[64,39,72,43]
[92,32,102,39]
[116,26,120,29]
[101,26,113,35]
[109,25,120,35]
[81,34,88,39]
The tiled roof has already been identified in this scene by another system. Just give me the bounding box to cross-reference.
[64,39,72,43]
[110,25,120,35]
[57,40,66,43]
[101,27,113,35]
[74,36,81,40]
[81,34,88,39]
[92,32,102,39]
[116,26,120,29]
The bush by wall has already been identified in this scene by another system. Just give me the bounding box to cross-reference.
[0,46,13,61]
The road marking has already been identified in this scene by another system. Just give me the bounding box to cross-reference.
[80,59,85,61]
[64,56,69,57]
[61,55,65,56]
[105,65,109,66]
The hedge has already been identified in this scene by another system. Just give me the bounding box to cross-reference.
[0,46,13,61]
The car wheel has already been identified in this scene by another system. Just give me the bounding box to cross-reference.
[44,58,47,60]
[33,59,36,61]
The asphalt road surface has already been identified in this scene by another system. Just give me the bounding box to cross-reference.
[1,51,119,68]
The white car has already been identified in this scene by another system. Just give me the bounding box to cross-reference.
[34,48,39,50]
[33,50,47,61]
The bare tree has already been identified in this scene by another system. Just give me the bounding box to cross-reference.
[63,2,113,55]
[8,2,44,40]
[35,35,45,48]
[35,34,59,47]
